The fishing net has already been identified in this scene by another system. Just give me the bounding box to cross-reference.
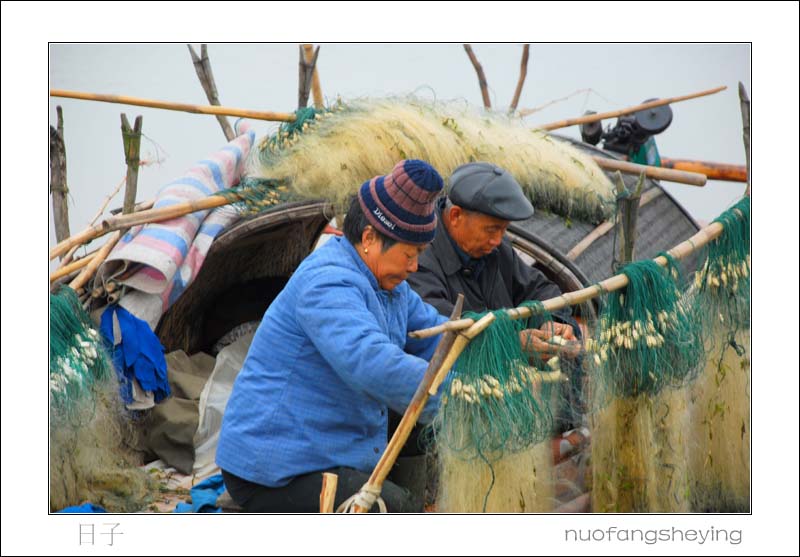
[49,286,156,512]
[244,98,615,223]
[587,256,704,403]
[586,257,704,512]
[429,302,570,511]
[686,196,750,512]
[50,286,115,424]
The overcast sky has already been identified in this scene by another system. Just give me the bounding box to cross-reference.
[48,42,750,253]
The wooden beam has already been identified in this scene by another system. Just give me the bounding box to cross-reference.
[509,44,530,113]
[659,158,747,182]
[738,82,751,196]
[120,114,143,215]
[298,44,320,109]
[303,44,324,109]
[592,156,706,187]
[50,88,296,122]
[188,44,235,141]
[464,44,491,109]
[50,106,70,245]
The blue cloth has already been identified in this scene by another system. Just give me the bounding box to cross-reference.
[100,305,170,404]
[216,237,446,487]
[57,503,107,513]
[174,474,225,513]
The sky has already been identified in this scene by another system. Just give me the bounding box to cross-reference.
[48,42,751,256]
[3,2,799,556]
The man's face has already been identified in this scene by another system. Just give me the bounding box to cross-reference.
[446,206,510,258]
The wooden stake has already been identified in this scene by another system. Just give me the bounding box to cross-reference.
[592,156,706,186]
[615,172,645,266]
[188,44,235,141]
[509,44,530,113]
[303,44,324,109]
[738,82,751,196]
[566,187,663,261]
[50,89,296,122]
[536,85,727,131]
[121,114,143,215]
[50,106,70,245]
[349,295,465,512]
[298,45,320,109]
[659,158,747,182]
[464,44,491,109]
[410,217,733,340]
[319,473,338,513]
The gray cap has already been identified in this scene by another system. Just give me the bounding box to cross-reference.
[447,162,534,221]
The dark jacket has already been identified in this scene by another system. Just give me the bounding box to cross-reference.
[407,203,572,324]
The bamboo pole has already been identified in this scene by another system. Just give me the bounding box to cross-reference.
[738,82,751,196]
[319,473,338,513]
[298,45,320,109]
[410,217,732,340]
[50,106,70,245]
[68,231,122,291]
[535,86,727,131]
[303,44,324,109]
[50,89,296,122]
[592,156,706,186]
[566,187,663,261]
[659,158,747,182]
[347,295,465,512]
[188,44,235,141]
[50,252,95,282]
[464,44,491,109]
[50,192,231,260]
[509,44,530,113]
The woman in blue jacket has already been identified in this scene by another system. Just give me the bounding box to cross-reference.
[217,160,447,512]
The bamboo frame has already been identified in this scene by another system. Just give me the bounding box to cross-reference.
[50,89,296,123]
[68,231,122,291]
[50,192,232,260]
[410,216,731,340]
[348,295,465,512]
[592,156,706,186]
[535,85,726,131]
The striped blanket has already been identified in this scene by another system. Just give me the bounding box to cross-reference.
[97,127,255,316]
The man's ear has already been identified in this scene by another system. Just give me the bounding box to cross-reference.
[448,205,464,225]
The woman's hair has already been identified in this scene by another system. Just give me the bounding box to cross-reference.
[342,195,397,252]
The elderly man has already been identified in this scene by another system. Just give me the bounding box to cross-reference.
[407,161,582,360]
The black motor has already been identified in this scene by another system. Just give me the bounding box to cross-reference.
[580,99,673,157]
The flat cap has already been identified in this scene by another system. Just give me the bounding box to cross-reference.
[447,162,534,221]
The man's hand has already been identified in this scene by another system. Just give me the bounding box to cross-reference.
[519,321,581,360]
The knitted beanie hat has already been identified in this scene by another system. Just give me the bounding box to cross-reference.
[358,159,444,245]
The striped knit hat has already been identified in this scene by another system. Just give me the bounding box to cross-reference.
[358,159,444,245]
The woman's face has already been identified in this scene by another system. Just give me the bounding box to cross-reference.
[361,227,427,291]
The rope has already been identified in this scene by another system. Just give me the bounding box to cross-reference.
[336,482,387,513]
